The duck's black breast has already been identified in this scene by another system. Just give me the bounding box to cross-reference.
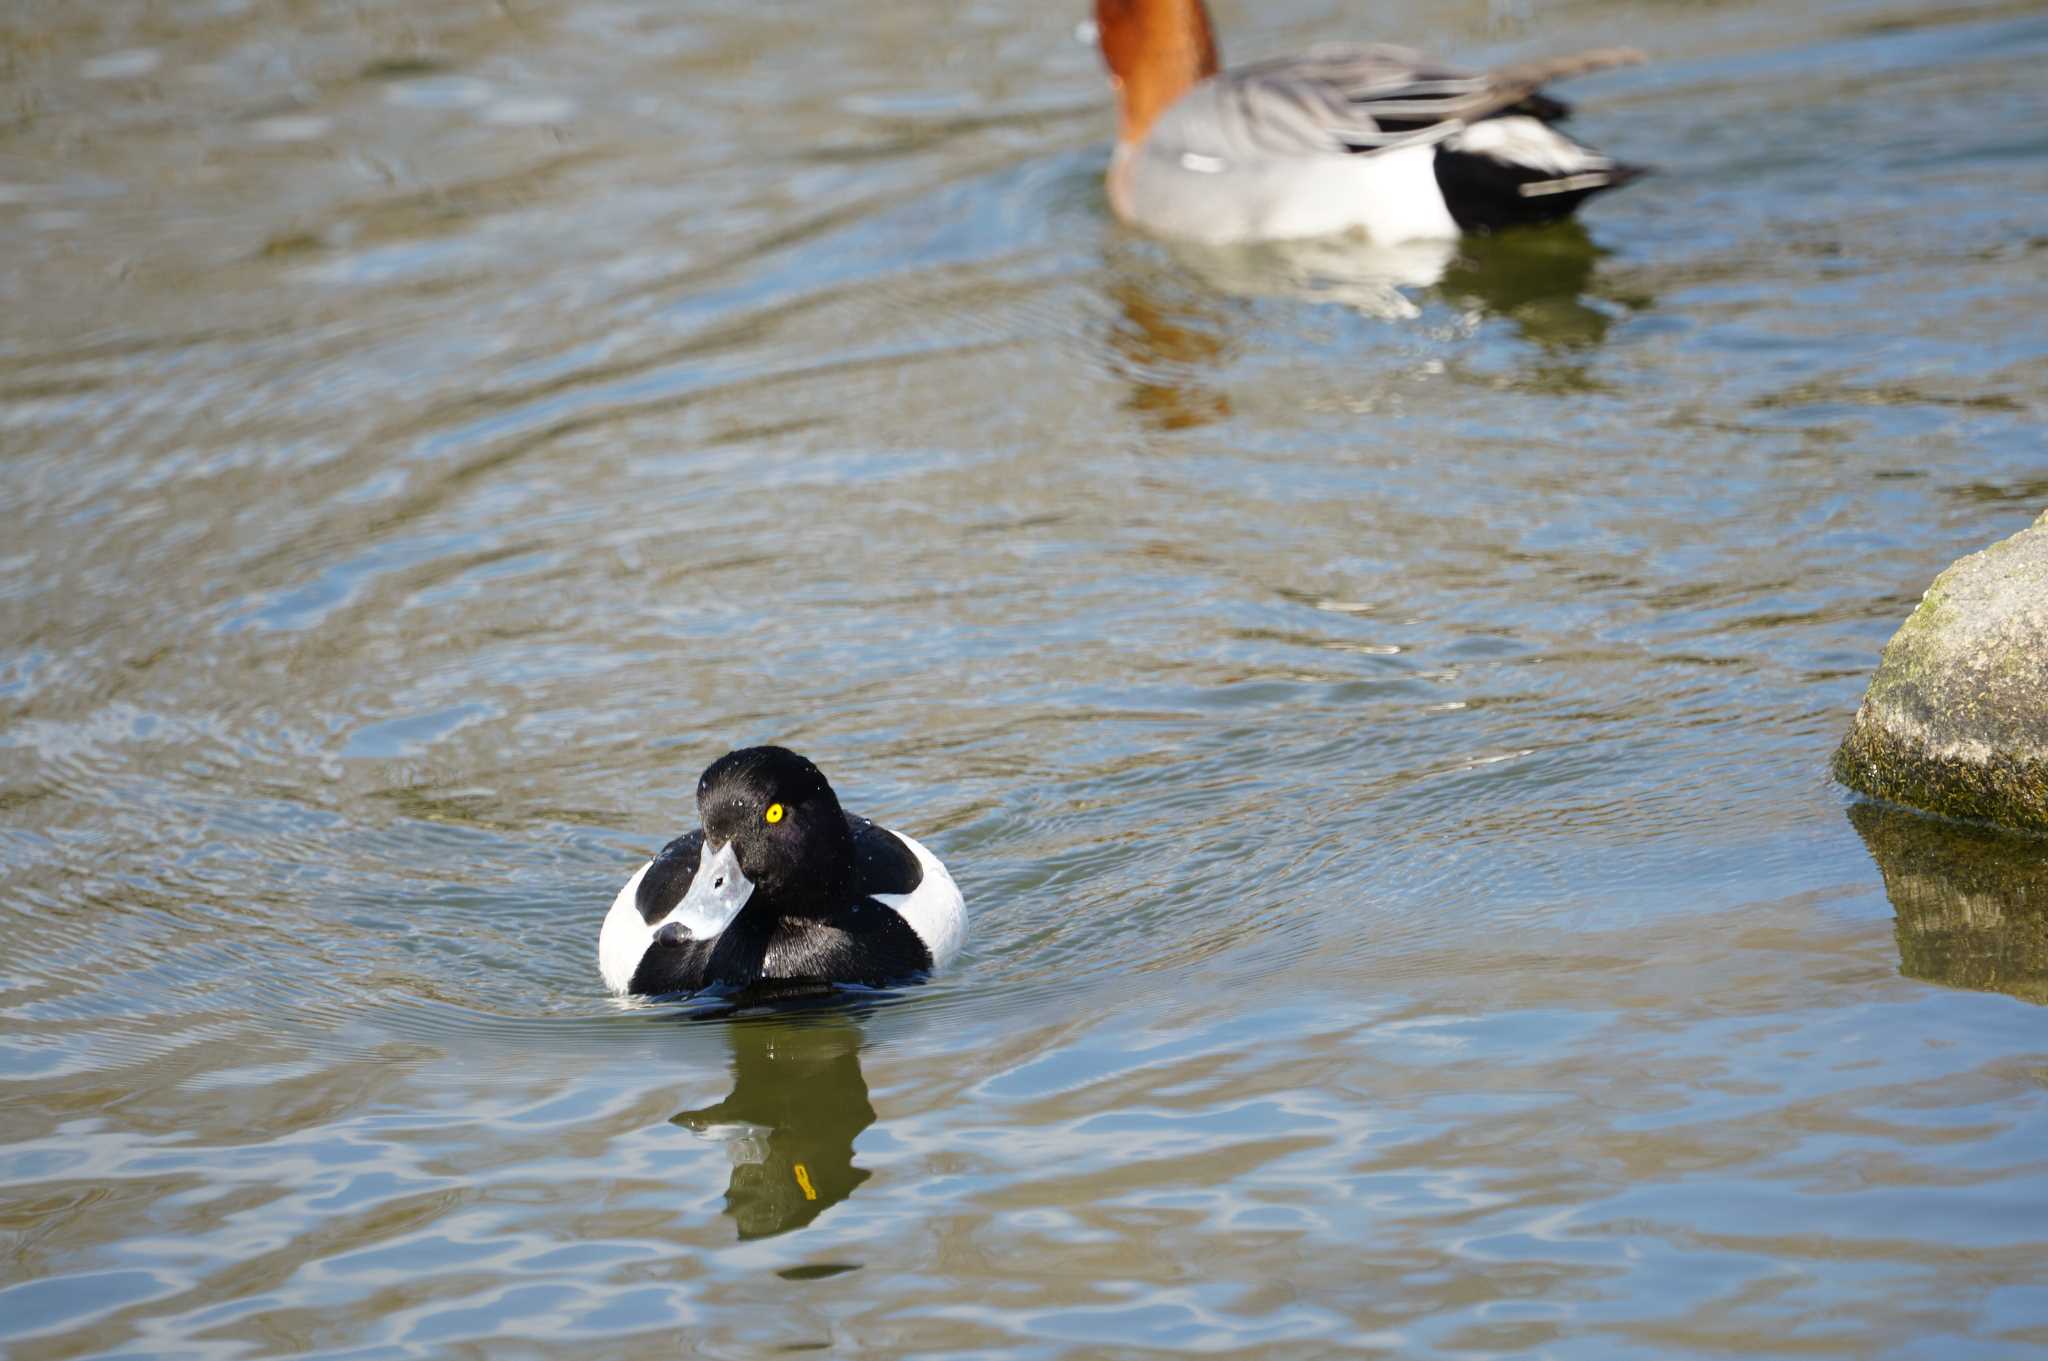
[630,816,932,995]
[760,899,932,988]
[759,819,932,986]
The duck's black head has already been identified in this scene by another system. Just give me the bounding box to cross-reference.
[696,746,855,909]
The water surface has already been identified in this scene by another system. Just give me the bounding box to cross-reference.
[5,0,2048,1356]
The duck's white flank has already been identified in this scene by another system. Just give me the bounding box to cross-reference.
[598,861,653,995]
[1261,140,1458,244]
[870,829,967,970]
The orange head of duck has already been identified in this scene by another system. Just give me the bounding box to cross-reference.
[1094,0,1221,146]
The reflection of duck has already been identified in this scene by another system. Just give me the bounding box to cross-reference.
[1153,234,1458,320]
[1847,801,2048,1005]
[1101,218,1644,395]
[1104,262,1235,431]
[1437,220,1643,350]
[672,1018,876,1239]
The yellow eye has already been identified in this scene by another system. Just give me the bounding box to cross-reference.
[764,802,785,825]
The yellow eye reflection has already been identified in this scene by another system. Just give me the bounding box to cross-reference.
[764,802,785,825]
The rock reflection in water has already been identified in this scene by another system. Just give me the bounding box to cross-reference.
[1848,801,2048,1006]
[670,1016,876,1240]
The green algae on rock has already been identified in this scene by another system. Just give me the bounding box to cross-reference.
[1834,510,2048,833]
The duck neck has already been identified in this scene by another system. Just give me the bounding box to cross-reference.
[1098,0,1221,147]
[706,897,782,987]
[704,849,854,990]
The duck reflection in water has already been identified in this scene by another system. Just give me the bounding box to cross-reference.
[671,1015,875,1239]
[1435,220,1648,350]
[1105,264,1236,432]
[1102,219,1650,432]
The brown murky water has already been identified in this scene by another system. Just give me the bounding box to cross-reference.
[5,0,2048,1356]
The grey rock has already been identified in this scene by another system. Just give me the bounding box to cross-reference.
[1834,509,2048,833]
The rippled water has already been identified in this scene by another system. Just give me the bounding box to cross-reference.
[5,0,2048,1355]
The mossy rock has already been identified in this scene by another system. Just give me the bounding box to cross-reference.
[1848,801,2048,1005]
[1833,509,2048,833]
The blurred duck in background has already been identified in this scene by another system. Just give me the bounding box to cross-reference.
[1091,0,1646,246]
